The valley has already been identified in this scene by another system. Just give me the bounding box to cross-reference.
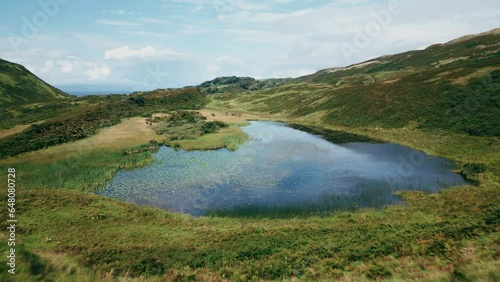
[0,29,498,281]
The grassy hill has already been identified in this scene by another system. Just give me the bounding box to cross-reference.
[0,87,209,159]
[212,28,500,137]
[199,76,292,95]
[0,58,71,107]
[0,30,498,281]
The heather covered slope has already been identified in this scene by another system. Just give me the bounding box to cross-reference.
[0,29,498,282]
[0,87,210,158]
[212,28,500,137]
[0,58,70,107]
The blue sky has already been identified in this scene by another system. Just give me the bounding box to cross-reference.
[1,0,499,93]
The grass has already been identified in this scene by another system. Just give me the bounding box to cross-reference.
[0,101,77,131]
[209,31,500,138]
[0,123,35,139]
[194,55,499,280]
[0,58,70,107]
[0,30,499,281]
[0,110,497,280]
[0,87,209,159]
[0,183,497,281]
[146,110,250,151]
[0,117,159,165]
[173,126,248,151]
[0,146,156,192]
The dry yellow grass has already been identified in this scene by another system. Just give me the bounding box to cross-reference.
[0,123,33,138]
[0,111,257,165]
[197,109,257,124]
[81,117,158,149]
[0,117,158,164]
[453,66,498,85]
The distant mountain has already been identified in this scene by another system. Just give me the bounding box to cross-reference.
[0,58,71,107]
[199,76,292,94]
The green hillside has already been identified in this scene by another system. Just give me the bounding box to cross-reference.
[0,29,498,281]
[0,87,209,158]
[212,28,500,137]
[0,58,70,107]
[199,76,292,94]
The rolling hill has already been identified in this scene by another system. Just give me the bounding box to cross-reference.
[0,58,70,107]
[206,28,500,137]
[0,29,499,282]
[199,76,292,94]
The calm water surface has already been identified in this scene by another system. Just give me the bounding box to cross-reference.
[97,121,466,215]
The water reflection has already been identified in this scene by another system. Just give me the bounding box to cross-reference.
[97,121,466,216]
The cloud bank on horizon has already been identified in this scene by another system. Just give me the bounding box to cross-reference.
[0,0,499,92]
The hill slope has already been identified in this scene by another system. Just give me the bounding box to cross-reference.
[0,29,498,282]
[0,87,209,158]
[211,28,500,137]
[0,58,70,107]
[199,76,292,94]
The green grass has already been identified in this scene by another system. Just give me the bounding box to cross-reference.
[210,31,500,138]
[173,125,248,151]
[145,110,249,151]
[0,112,497,280]
[0,183,497,281]
[0,145,156,192]
[199,76,292,95]
[228,71,499,137]
[187,30,500,279]
[0,58,70,107]
[0,101,79,130]
[0,30,499,281]
[0,88,209,159]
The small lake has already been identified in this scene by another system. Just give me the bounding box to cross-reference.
[97,121,466,216]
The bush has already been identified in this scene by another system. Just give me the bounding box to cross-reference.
[200,121,228,134]
[461,163,487,177]
[366,263,392,280]
[490,69,500,83]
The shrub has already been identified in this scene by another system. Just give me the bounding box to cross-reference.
[366,263,392,280]
[200,121,228,134]
[461,163,487,177]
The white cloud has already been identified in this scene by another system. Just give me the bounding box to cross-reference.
[104,46,184,59]
[57,61,74,73]
[26,65,36,74]
[86,65,110,80]
[103,9,140,16]
[41,61,55,73]
[202,54,246,80]
[181,25,212,35]
[216,54,243,65]
[190,4,203,13]
[112,9,126,15]
[139,17,168,24]
[219,9,312,23]
[2,0,500,90]
[170,0,272,14]
[205,63,221,79]
[296,68,316,76]
[95,19,136,26]
[121,30,171,38]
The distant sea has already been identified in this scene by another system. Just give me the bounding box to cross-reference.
[64,90,132,97]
